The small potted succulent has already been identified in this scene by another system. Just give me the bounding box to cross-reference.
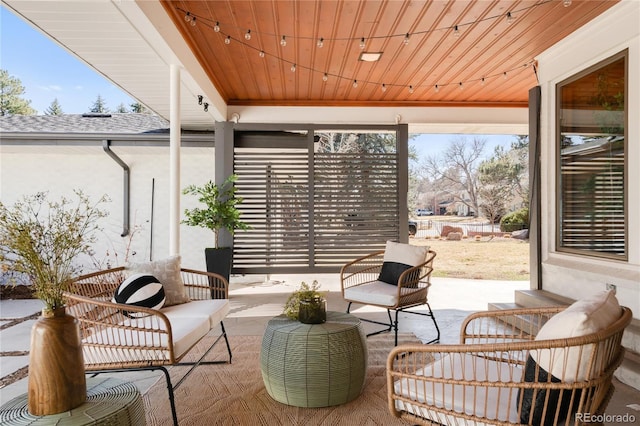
[283,280,327,324]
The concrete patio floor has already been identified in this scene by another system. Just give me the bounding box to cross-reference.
[1,274,639,423]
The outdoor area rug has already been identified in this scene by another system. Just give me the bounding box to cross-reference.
[143,333,422,425]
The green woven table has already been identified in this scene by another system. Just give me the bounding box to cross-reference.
[260,311,367,407]
[0,377,145,425]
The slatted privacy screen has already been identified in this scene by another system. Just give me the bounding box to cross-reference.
[233,130,400,273]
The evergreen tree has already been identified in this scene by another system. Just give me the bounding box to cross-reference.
[0,69,37,116]
[89,95,109,113]
[130,102,146,113]
[115,103,128,113]
[44,98,64,115]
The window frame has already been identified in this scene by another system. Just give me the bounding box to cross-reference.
[555,49,628,261]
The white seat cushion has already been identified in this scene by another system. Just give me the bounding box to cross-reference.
[394,353,522,424]
[344,280,399,307]
[161,299,230,329]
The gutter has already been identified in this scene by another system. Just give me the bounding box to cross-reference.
[102,139,130,237]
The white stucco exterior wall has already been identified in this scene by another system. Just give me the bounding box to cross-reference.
[0,144,215,272]
[536,0,639,318]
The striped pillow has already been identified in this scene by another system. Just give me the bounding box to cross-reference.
[113,273,166,317]
[378,241,428,286]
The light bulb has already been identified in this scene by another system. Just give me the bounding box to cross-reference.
[190,16,196,27]
[459,82,463,90]
[280,36,287,47]
[322,73,328,82]
[503,71,508,79]
[408,85,414,94]
[259,50,265,58]
[359,37,365,50]
[480,77,486,86]
[403,33,410,45]
[245,30,251,40]
[434,84,440,93]
[381,84,387,92]
[353,80,358,88]
[291,64,296,72]
[563,0,572,7]
[184,12,192,22]
[506,12,513,24]
[453,25,460,38]
[214,21,220,32]
[317,38,324,48]
[225,36,231,45]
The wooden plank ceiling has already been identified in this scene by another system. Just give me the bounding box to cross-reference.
[162,0,618,108]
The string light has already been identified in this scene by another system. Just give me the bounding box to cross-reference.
[506,12,514,24]
[197,95,203,105]
[203,102,209,112]
[179,8,538,93]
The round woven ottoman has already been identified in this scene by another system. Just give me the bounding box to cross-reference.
[260,311,367,407]
[0,377,145,425]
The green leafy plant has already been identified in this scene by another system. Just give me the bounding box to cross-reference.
[283,280,326,320]
[500,207,529,233]
[0,191,109,312]
[182,174,250,248]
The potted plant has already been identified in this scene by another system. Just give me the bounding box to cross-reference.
[0,190,108,415]
[283,281,327,324]
[182,174,250,281]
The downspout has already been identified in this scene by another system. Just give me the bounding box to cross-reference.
[103,139,130,237]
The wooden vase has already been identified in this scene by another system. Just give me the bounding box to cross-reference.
[28,306,86,415]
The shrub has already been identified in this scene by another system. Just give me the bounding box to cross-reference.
[500,208,529,233]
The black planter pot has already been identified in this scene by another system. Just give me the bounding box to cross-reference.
[204,247,233,283]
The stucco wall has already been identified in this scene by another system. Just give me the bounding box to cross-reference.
[537,0,640,318]
[0,143,215,272]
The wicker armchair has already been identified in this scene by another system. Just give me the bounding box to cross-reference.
[65,266,232,426]
[387,304,632,425]
[341,244,438,345]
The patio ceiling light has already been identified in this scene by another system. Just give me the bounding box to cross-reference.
[359,52,382,62]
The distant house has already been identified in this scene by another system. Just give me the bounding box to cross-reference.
[0,113,216,270]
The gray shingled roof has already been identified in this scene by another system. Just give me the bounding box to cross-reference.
[0,113,170,134]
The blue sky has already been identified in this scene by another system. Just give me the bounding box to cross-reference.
[1,6,135,114]
[1,5,517,157]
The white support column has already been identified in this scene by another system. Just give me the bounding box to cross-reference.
[169,64,181,256]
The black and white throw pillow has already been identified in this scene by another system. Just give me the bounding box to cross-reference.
[113,273,166,317]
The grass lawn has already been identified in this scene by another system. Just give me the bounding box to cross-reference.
[411,236,530,281]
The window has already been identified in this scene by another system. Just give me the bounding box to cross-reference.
[556,51,627,259]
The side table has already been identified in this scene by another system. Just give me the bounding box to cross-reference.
[0,377,146,425]
[260,311,367,407]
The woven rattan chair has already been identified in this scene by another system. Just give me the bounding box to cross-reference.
[387,303,632,425]
[340,243,438,345]
[65,266,232,426]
